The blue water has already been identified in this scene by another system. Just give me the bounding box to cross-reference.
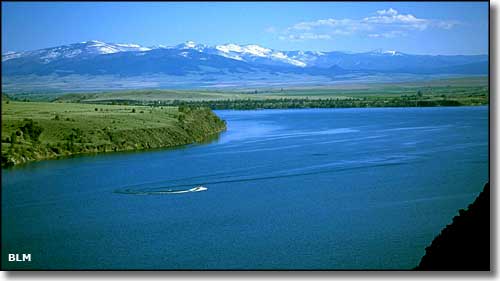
[1,107,488,269]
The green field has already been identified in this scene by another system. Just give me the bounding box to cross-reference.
[1,101,226,166]
[37,76,487,109]
[3,76,488,104]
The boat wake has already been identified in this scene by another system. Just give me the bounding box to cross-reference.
[116,186,207,195]
[114,154,419,196]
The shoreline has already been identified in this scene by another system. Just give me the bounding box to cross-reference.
[1,129,225,169]
[2,104,487,167]
[1,102,227,167]
[209,104,488,111]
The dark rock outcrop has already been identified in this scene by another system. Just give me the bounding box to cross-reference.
[415,182,490,270]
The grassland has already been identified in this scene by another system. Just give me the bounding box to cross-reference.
[1,101,226,166]
[38,76,487,109]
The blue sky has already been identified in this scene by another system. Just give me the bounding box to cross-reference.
[2,2,488,55]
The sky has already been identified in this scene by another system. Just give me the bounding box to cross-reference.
[1,2,489,55]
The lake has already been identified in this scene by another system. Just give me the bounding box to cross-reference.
[1,106,488,269]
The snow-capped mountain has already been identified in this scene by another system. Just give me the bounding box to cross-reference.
[174,41,207,52]
[213,43,306,67]
[3,40,488,72]
[2,40,151,63]
[2,40,313,67]
[1,40,488,92]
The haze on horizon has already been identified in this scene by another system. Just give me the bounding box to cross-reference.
[1,1,489,56]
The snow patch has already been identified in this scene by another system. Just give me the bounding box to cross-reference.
[2,51,23,62]
[185,41,196,48]
[243,44,271,57]
[215,43,305,66]
[216,44,244,53]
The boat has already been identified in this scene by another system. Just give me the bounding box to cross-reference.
[190,186,208,192]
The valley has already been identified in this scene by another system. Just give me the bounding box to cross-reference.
[4,76,487,108]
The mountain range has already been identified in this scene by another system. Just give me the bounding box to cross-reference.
[1,40,488,92]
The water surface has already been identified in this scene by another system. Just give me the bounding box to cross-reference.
[2,107,488,269]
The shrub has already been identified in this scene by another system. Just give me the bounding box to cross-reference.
[20,120,43,142]
[10,132,17,145]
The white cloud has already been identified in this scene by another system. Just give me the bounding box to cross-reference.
[289,18,372,33]
[376,8,398,16]
[277,8,458,41]
[436,20,460,30]
[265,26,277,33]
[280,33,332,41]
[363,9,430,30]
[368,30,407,38]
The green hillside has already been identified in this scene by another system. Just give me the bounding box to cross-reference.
[1,101,226,166]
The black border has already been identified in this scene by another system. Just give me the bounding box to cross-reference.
[0,0,493,272]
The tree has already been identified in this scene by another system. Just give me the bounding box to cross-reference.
[65,128,83,151]
[10,132,18,145]
[20,120,43,142]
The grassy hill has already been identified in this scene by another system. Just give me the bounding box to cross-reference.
[1,101,226,166]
